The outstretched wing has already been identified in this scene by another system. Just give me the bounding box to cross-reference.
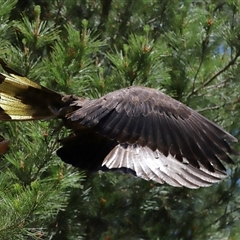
[67,86,237,187]
[0,59,237,188]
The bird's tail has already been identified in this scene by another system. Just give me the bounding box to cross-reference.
[0,59,64,121]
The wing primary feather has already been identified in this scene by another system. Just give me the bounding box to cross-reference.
[188,118,229,171]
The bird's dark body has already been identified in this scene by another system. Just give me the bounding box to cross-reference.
[57,129,118,171]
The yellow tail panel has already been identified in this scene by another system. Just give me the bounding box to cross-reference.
[0,72,63,120]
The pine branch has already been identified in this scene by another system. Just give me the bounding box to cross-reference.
[187,52,240,99]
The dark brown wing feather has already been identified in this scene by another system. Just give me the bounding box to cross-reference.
[68,86,237,173]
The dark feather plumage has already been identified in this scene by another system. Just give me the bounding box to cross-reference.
[0,59,238,188]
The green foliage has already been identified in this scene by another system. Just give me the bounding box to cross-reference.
[0,0,17,55]
[107,31,168,89]
[14,6,59,50]
[0,121,84,239]
[40,22,105,96]
[0,1,240,239]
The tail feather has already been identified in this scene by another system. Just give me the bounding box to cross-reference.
[0,65,64,120]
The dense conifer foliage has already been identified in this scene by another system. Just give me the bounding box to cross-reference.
[0,1,239,239]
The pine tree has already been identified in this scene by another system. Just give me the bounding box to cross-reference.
[0,1,239,239]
